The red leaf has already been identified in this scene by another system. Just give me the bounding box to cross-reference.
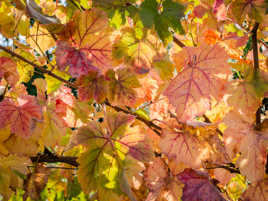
[56,41,99,77]
[178,169,226,201]
[0,96,42,138]
[56,9,113,75]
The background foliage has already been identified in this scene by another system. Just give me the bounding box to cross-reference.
[0,0,267,200]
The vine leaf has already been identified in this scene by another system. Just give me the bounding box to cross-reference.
[0,95,42,138]
[55,41,99,77]
[144,158,183,201]
[112,27,165,74]
[226,80,261,123]
[164,43,231,122]
[77,71,108,103]
[223,112,267,183]
[241,179,268,201]
[236,131,267,183]
[159,125,209,169]
[106,67,141,107]
[75,112,152,200]
[56,9,113,75]
[0,57,19,87]
[177,168,226,201]
[229,0,267,25]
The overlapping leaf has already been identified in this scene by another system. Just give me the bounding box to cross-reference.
[236,131,267,183]
[0,57,19,86]
[177,168,226,201]
[164,43,231,122]
[55,41,99,77]
[241,179,268,201]
[144,158,183,201]
[106,67,141,106]
[112,27,166,74]
[159,123,209,169]
[75,112,152,200]
[77,71,108,103]
[56,8,113,75]
[0,95,42,138]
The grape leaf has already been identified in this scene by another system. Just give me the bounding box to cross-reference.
[0,95,42,138]
[236,131,267,183]
[0,57,19,87]
[75,112,152,199]
[229,0,267,25]
[112,27,165,74]
[26,23,56,54]
[164,43,231,122]
[222,112,251,158]
[57,8,113,74]
[159,125,209,169]
[241,179,268,201]
[144,158,183,201]
[226,80,261,123]
[55,41,99,77]
[177,168,226,201]
[106,67,141,106]
[77,71,108,103]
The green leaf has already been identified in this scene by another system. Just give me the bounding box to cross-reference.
[139,0,158,28]
[162,0,185,34]
[109,9,124,29]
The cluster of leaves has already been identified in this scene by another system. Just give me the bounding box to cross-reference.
[0,0,267,201]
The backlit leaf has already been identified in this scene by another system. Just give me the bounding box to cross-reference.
[0,95,42,138]
[164,43,231,122]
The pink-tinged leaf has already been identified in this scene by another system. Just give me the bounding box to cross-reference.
[77,71,108,103]
[0,57,19,86]
[241,179,268,201]
[56,41,99,77]
[0,96,42,138]
[57,9,113,74]
[178,168,226,201]
[193,5,207,18]
[164,43,231,122]
[226,80,261,123]
[236,131,267,183]
[222,112,251,158]
[144,158,183,201]
[212,0,227,21]
[159,126,209,169]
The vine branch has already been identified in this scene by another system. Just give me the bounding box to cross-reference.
[0,45,76,88]
[251,22,262,130]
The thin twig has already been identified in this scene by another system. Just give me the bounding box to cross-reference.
[0,45,76,88]
[173,35,186,48]
[104,100,162,136]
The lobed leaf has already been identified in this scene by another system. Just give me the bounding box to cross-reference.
[164,43,231,122]
[0,95,42,138]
